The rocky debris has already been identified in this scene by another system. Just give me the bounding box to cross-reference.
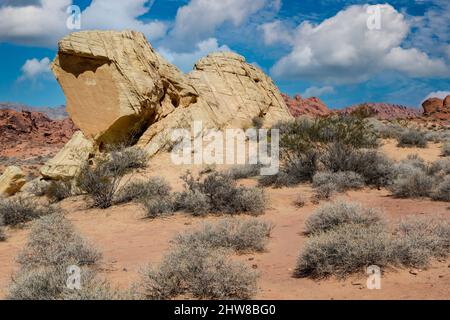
[0,109,76,154]
[422,96,450,121]
[51,30,292,159]
[282,94,331,117]
[0,166,26,196]
[0,103,68,120]
[338,103,421,120]
[40,131,94,180]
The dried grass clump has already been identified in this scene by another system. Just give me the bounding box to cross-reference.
[0,197,55,227]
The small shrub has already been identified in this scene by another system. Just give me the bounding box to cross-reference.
[293,195,306,208]
[0,197,54,227]
[428,158,450,176]
[431,175,450,202]
[17,213,101,269]
[392,215,450,268]
[134,244,257,300]
[313,182,337,200]
[175,218,273,253]
[0,226,5,241]
[389,169,434,198]
[295,223,393,278]
[442,141,450,157]
[252,116,264,129]
[27,179,50,197]
[227,164,260,180]
[178,170,266,215]
[115,177,171,204]
[312,171,364,193]
[305,201,384,235]
[107,146,148,174]
[397,129,427,148]
[142,197,175,219]
[45,180,73,203]
[174,190,211,216]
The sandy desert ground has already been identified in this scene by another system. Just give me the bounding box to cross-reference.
[1,139,448,300]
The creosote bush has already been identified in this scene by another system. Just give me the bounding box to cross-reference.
[177,170,266,215]
[134,242,257,300]
[304,200,384,235]
[397,129,427,148]
[295,201,450,278]
[175,218,273,253]
[0,197,55,227]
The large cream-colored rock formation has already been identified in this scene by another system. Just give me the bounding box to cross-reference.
[40,131,94,179]
[46,30,292,174]
[0,166,26,197]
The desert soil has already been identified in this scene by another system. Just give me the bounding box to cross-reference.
[0,141,449,300]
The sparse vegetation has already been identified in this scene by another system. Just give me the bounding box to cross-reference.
[7,213,117,300]
[397,129,427,148]
[0,226,5,241]
[45,180,73,203]
[296,201,450,279]
[175,218,273,253]
[142,197,175,219]
[431,175,450,201]
[115,177,171,204]
[389,168,434,198]
[134,243,257,300]
[293,194,306,208]
[312,171,364,194]
[0,197,55,227]
[227,164,261,180]
[304,201,384,235]
[442,141,450,157]
[177,170,266,215]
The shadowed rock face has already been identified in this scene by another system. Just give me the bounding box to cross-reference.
[52,30,292,155]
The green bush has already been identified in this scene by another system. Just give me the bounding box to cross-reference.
[295,223,393,278]
[0,197,55,227]
[305,201,384,235]
[175,218,273,253]
[397,129,427,148]
[134,244,257,300]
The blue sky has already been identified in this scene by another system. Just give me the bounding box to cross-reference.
[0,0,449,109]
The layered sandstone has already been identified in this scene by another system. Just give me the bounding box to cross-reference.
[51,30,292,158]
[338,103,421,120]
[0,166,26,196]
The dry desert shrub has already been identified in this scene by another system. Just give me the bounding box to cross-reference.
[0,226,5,242]
[177,170,266,215]
[296,201,450,279]
[442,141,450,157]
[142,197,175,219]
[227,164,261,180]
[397,129,427,148]
[389,169,434,198]
[295,223,393,278]
[304,200,384,235]
[115,177,171,204]
[7,213,122,300]
[175,218,273,253]
[106,145,148,174]
[0,197,55,227]
[134,244,257,300]
[17,213,101,269]
[392,215,450,268]
[312,171,365,194]
[431,175,450,201]
[293,194,306,208]
[45,180,73,203]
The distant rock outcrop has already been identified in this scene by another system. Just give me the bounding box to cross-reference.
[51,30,292,157]
[0,109,76,153]
[338,103,422,120]
[0,103,68,120]
[422,96,450,120]
[282,94,331,117]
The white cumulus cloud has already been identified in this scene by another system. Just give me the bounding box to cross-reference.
[270,4,450,84]
[303,86,335,97]
[422,91,450,102]
[18,57,51,81]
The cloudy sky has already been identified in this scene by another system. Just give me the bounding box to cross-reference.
[0,0,449,109]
